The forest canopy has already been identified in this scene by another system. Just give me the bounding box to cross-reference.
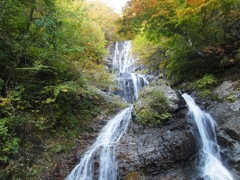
[0,0,240,178]
[0,0,119,178]
[119,0,240,82]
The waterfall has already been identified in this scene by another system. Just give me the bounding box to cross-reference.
[66,106,132,180]
[112,41,133,73]
[130,73,139,100]
[182,93,233,180]
[66,41,148,180]
[112,41,148,103]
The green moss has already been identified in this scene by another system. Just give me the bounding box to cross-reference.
[223,93,237,102]
[124,172,142,180]
[198,89,211,99]
[190,74,218,89]
[190,74,219,99]
[134,89,172,127]
[49,144,63,153]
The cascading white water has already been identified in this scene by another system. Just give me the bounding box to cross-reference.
[66,106,133,180]
[66,41,148,180]
[130,73,139,100]
[112,41,133,73]
[182,93,233,180]
[112,41,148,103]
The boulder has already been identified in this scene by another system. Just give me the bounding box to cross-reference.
[213,80,240,102]
[138,78,180,112]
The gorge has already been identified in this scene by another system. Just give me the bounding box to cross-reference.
[0,1,239,179]
[65,41,238,180]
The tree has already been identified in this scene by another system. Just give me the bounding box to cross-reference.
[86,0,120,41]
[119,0,240,82]
[0,0,113,177]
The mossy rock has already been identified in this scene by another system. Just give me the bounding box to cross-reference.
[134,87,172,127]
[124,172,142,180]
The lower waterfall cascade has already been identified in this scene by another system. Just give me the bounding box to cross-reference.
[66,106,133,180]
[182,93,234,180]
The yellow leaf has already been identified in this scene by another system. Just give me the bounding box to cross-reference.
[62,88,68,92]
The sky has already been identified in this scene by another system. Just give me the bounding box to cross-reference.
[105,0,128,13]
[88,0,129,13]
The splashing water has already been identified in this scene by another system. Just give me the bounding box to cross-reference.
[112,41,133,73]
[182,93,233,180]
[66,106,133,180]
[112,41,148,103]
[66,41,149,180]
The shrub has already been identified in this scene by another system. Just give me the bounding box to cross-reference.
[124,172,142,180]
[0,118,20,163]
[191,74,218,89]
[134,89,171,127]
[190,74,218,98]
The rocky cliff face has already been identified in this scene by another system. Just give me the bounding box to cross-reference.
[116,118,196,180]
[51,41,239,180]
[116,78,240,180]
[206,80,240,179]
[45,91,129,180]
[116,79,197,179]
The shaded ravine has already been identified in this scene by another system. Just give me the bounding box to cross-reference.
[66,41,149,180]
[182,93,233,180]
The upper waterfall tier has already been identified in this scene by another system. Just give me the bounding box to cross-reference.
[110,41,149,103]
[112,41,136,73]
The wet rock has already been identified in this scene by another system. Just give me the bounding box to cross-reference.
[202,79,240,178]
[217,128,240,179]
[115,77,193,179]
[46,92,128,180]
[213,80,240,100]
[116,115,196,179]
[112,73,147,103]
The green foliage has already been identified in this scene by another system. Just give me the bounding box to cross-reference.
[86,1,121,42]
[0,118,20,163]
[134,89,172,127]
[119,0,240,82]
[124,172,142,180]
[132,34,166,73]
[190,74,218,98]
[0,0,117,178]
[191,74,218,89]
[132,35,157,60]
